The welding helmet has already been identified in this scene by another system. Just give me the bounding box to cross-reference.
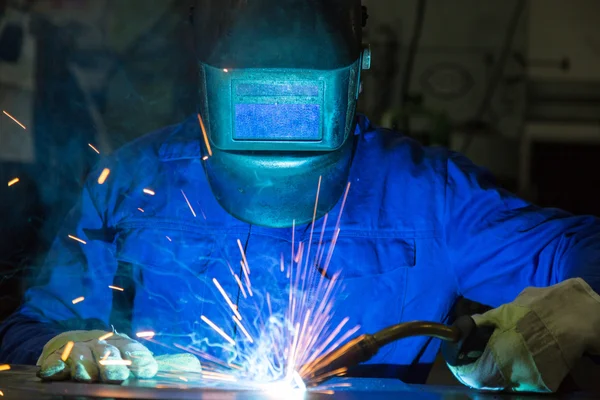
[191,0,370,228]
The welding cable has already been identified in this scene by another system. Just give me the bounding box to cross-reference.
[301,317,494,386]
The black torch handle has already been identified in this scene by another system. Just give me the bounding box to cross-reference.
[441,315,495,367]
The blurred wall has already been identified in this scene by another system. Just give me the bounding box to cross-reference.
[529,0,600,81]
[360,0,600,190]
[360,0,529,183]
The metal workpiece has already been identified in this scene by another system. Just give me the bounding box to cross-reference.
[0,365,597,400]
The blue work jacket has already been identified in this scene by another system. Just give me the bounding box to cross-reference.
[1,115,599,383]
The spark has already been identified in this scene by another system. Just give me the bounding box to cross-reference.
[202,372,237,382]
[88,143,100,154]
[197,113,213,157]
[138,208,145,213]
[108,285,124,292]
[101,350,111,362]
[166,236,172,242]
[67,235,87,245]
[98,332,114,341]
[2,110,26,129]
[71,296,84,304]
[202,155,209,161]
[61,341,74,361]
[0,365,10,372]
[97,168,110,184]
[179,376,188,382]
[233,274,247,299]
[223,68,229,73]
[201,315,235,346]
[99,359,132,366]
[105,179,358,389]
[237,239,250,275]
[181,190,197,217]
[241,262,253,296]
[143,188,155,196]
[213,278,242,320]
[0,390,3,396]
[232,316,254,343]
[136,331,155,339]
[7,178,19,187]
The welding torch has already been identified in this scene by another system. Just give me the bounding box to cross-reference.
[300,316,495,385]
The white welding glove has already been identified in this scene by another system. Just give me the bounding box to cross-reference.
[37,330,159,383]
[448,278,600,392]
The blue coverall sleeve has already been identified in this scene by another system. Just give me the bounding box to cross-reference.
[445,152,600,307]
[0,179,118,364]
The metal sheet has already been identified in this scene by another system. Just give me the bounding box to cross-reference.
[0,365,597,400]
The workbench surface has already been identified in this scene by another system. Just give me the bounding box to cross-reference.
[0,365,597,399]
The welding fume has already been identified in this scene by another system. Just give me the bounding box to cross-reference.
[1,0,600,395]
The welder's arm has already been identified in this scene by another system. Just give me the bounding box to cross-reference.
[445,151,600,305]
[446,278,600,392]
[0,180,117,365]
[0,168,162,382]
[443,152,600,391]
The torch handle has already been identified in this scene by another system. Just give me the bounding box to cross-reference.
[441,315,495,367]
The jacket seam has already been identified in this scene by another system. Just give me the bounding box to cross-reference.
[444,153,465,298]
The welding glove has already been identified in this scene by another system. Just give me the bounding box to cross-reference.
[37,330,159,383]
[448,278,600,392]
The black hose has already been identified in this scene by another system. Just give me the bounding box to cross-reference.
[301,321,460,385]
[373,320,460,347]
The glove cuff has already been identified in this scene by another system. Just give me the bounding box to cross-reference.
[515,278,600,391]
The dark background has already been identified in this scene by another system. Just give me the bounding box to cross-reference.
[1,0,599,388]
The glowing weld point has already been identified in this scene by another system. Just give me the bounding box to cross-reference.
[72,296,84,304]
[136,331,155,339]
[97,168,110,184]
[0,364,11,372]
[201,315,235,345]
[166,236,172,242]
[223,68,229,73]
[68,235,87,245]
[2,110,26,129]
[138,208,145,213]
[99,359,132,366]
[88,143,100,154]
[7,178,19,187]
[181,190,197,217]
[143,188,155,196]
[0,389,4,396]
[293,371,307,392]
[108,285,124,292]
[98,332,114,341]
[61,341,74,361]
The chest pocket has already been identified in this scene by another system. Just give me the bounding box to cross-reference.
[311,233,414,363]
[116,223,217,273]
[114,222,220,335]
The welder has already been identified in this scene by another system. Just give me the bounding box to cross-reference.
[1,0,600,393]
